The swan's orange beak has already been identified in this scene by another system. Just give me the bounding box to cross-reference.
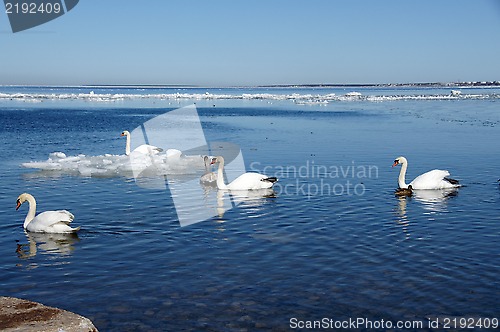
[210,158,217,165]
[392,160,399,167]
[120,133,125,137]
[16,200,21,210]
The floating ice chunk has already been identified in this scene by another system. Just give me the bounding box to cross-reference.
[1,90,499,104]
[78,165,93,177]
[59,155,84,163]
[48,152,67,159]
[22,161,62,170]
[21,151,207,179]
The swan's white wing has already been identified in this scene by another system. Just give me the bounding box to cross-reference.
[133,144,163,155]
[200,171,217,185]
[228,173,276,190]
[410,169,456,189]
[26,210,76,233]
[166,149,182,158]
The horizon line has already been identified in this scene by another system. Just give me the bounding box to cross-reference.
[1,80,499,89]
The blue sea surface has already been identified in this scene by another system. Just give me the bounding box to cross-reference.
[0,86,499,331]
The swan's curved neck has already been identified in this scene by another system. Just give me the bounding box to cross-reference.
[204,157,209,174]
[398,161,409,189]
[24,195,37,229]
[125,133,131,156]
[216,157,228,190]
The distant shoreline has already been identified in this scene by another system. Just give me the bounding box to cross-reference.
[258,81,500,88]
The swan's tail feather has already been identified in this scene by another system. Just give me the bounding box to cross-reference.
[262,177,278,183]
[444,177,460,186]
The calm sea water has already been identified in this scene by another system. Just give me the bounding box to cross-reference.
[0,86,499,331]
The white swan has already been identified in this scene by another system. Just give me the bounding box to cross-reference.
[210,156,278,190]
[120,130,163,156]
[165,148,183,159]
[200,156,217,185]
[16,193,80,233]
[393,156,460,190]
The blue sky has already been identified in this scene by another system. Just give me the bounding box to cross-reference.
[1,0,499,86]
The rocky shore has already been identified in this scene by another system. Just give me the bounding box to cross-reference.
[0,297,98,332]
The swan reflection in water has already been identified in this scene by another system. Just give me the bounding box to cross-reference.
[412,188,459,212]
[16,231,80,259]
[209,188,276,220]
[393,187,459,239]
[394,196,411,240]
[225,188,276,206]
[168,176,276,227]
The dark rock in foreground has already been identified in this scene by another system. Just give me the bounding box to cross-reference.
[0,296,98,332]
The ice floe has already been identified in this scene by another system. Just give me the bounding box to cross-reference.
[21,151,206,178]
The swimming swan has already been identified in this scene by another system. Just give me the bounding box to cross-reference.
[392,156,460,190]
[16,193,80,233]
[210,156,278,190]
[121,130,163,156]
[200,156,217,185]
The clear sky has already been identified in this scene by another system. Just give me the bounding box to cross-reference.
[1,0,499,86]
